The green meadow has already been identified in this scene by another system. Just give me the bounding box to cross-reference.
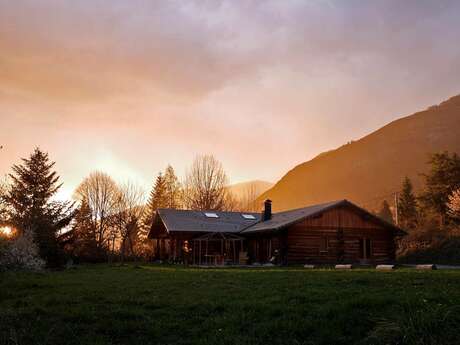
[1,265,460,345]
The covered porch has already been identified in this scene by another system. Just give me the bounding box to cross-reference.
[192,232,246,266]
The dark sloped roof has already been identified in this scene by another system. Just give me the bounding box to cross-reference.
[242,199,404,234]
[154,200,405,236]
[241,200,344,233]
[156,209,261,233]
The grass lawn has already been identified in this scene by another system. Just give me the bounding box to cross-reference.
[1,265,460,345]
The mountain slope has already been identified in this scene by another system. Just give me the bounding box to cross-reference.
[229,180,274,200]
[258,94,460,212]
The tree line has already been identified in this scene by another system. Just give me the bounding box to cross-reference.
[376,152,460,261]
[377,151,460,230]
[0,149,258,269]
[2,148,459,269]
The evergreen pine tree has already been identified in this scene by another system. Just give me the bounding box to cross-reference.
[141,173,167,231]
[5,148,74,267]
[398,177,418,231]
[71,198,99,261]
[378,200,394,224]
[163,165,182,209]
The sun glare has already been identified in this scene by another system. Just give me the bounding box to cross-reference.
[0,226,13,237]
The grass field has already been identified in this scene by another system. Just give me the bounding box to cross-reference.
[1,265,460,345]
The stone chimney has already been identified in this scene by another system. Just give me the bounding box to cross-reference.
[263,199,272,221]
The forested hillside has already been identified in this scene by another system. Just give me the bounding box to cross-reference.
[258,95,460,212]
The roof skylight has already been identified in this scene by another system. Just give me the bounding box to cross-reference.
[204,212,219,218]
[242,214,256,220]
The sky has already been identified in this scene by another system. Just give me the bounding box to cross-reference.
[1,0,460,200]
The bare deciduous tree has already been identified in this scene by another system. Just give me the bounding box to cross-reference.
[74,171,119,252]
[238,183,260,212]
[183,155,230,211]
[113,182,146,262]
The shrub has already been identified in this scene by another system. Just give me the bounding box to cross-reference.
[0,231,45,271]
[397,225,460,264]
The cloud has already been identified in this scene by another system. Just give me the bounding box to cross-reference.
[1,0,460,199]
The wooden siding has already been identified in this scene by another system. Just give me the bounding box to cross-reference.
[152,204,397,265]
[285,206,395,264]
[301,205,385,229]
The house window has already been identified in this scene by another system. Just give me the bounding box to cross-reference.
[319,237,329,253]
[359,238,372,259]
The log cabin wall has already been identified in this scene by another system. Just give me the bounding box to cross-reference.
[150,204,397,265]
[284,206,395,265]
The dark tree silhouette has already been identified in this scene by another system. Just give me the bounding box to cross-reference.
[398,177,418,231]
[142,172,167,231]
[419,152,460,227]
[74,171,119,255]
[5,148,74,267]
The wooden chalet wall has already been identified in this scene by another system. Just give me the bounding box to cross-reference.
[285,205,395,265]
[150,204,397,265]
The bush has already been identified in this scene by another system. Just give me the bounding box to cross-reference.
[0,231,45,271]
[397,226,460,265]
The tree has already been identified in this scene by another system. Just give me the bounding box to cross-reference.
[74,171,119,255]
[69,198,100,261]
[378,200,394,224]
[163,165,182,209]
[142,173,167,228]
[235,183,260,212]
[0,230,45,271]
[0,176,10,225]
[419,152,460,226]
[398,177,418,231]
[139,172,168,253]
[113,182,146,262]
[183,155,229,211]
[4,148,74,267]
[447,189,460,220]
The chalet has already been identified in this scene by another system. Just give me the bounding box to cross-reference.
[148,199,405,266]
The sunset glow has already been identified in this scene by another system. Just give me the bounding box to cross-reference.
[1,2,460,343]
[0,226,13,237]
[1,1,460,199]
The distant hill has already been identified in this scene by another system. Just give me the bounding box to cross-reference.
[229,180,274,201]
[257,94,460,212]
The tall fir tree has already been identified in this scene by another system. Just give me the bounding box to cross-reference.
[70,198,99,261]
[5,148,74,266]
[398,177,418,231]
[378,200,394,224]
[163,165,182,209]
[141,173,168,231]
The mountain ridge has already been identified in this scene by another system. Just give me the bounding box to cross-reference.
[257,94,460,212]
[228,180,274,200]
